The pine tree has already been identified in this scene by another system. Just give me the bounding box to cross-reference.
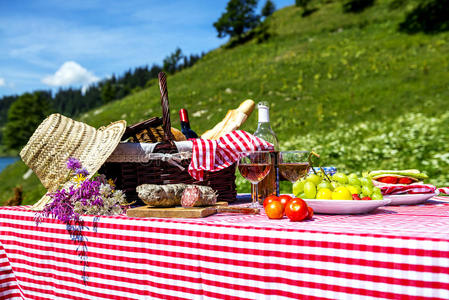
[101,81,116,103]
[213,0,260,40]
[262,0,275,18]
[3,92,52,150]
[163,48,184,74]
[296,0,311,11]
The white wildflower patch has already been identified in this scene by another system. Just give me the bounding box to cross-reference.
[278,111,449,187]
[192,110,207,117]
[93,108,104,115]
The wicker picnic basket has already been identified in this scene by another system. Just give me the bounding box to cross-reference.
[100,72,237,205]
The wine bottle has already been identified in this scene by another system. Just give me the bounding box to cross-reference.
[253,103,279,203]
[179,108,198,139]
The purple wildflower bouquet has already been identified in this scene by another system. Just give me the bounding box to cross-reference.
[38,157,131,224]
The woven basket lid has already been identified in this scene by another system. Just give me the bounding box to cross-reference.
[20,113,127,210]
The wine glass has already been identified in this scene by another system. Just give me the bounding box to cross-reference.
[278,151,310,184]
[238,151,272,209]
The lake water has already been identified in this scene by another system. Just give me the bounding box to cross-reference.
[0,157,18,172]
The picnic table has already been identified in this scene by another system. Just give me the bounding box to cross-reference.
[1,195,449,299]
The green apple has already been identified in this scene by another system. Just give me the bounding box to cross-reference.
[332,172,349,184]
[348,177,361,186]
[293,179,305,196]
[348,173,358,180]
[317,181,333,191]
[362,185,374,196]
[371,192,383,200]
[306,174,322,186]
[331,186,352,200]
[331,181,341,190]
[316,188,332,199]
[372,187,382,195]
[304,181,317,199]
[360,177,373,187]
[346,185,361,195]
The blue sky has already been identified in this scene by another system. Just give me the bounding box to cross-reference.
[0,0,292,97]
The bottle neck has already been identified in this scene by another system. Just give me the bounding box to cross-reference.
[254,103,278,150]
[180,121,191,130]
[179,109,191,130]
[256,122,273,131]
[258,105,270,123]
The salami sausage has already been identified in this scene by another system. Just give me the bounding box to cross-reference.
[136,184,186,207]
[181,185,217,207]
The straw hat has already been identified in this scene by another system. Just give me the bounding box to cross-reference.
[20,113,127,210]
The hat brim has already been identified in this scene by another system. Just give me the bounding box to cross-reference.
[20,114,127,210]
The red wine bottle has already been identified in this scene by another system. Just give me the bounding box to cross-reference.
[179,109,198,139]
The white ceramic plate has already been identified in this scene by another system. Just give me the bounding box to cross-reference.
[304,199,391,214]
[383,193,437,206]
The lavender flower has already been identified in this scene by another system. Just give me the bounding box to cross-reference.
[38,158,131,226]
[66,158,82,171]
[75,168,89,177]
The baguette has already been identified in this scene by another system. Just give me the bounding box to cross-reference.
[201,99,255,140]
[237,99,255,115]
[170,127,187,141]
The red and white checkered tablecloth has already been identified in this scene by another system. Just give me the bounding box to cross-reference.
[1,196,449,300]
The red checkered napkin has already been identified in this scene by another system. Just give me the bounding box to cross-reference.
[188,130,274,181]
[381,184,449,195]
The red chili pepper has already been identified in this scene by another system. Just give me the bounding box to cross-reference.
[398,177,413,184]
[377,176,399,184]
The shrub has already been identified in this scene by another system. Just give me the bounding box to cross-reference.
[296,0,311,10]
[389,0,407,10]
[342,0,375,13]
[399,0,449,33]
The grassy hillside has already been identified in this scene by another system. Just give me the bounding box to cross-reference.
[2,0,449,205]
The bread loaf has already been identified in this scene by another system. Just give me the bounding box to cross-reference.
[171,127,187,141]
[201,99,255,140]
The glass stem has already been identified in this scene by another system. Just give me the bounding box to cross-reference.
[252,183,259,208]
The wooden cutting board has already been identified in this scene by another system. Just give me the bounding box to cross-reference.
[126,201,229,218]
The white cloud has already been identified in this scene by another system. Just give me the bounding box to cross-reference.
[42,61,99,89]
[0,78,5,86]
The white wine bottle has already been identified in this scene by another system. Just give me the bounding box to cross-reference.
[253,102,279,203]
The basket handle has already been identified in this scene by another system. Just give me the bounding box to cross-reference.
[158,72,175,144]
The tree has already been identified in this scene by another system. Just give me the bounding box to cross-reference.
[213,0,260,40]
[399,0,449,33]
[0,95,19,127]
[3,92,52,150]
[101,81,116,103]
[342,0,375,13]
[163,48,184,74]
[295,0,311,11]
[262,0,275,18]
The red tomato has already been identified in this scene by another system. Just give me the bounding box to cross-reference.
[306,206,314,220]
[265,201,284,219]
[278,194,293,212]
[398,177,413,184]
[263,195,279,209]
[352,194,361,200]
[285,198,308,222]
